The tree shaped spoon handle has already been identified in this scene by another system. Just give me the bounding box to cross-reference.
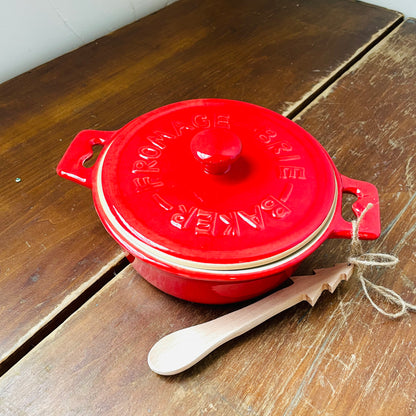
[148,263,353,376]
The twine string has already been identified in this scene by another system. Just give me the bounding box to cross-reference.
[347,203,416,318]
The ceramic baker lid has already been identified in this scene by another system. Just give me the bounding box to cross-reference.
[94,99,338,273]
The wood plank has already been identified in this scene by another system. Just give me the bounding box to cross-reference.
[288,18,416,415]
[0,0,401,369]
[1,18,415,415]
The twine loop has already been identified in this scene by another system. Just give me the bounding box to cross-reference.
[347,203,416,318]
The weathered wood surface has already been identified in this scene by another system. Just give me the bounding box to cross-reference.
[0,0,401,370]
[1,17,415,416]
[290,18,416,415]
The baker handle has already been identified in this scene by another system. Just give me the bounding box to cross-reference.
[329,175,380,240]
[56,130,115,188]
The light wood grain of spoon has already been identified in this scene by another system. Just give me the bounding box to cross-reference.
[148,263,353,375]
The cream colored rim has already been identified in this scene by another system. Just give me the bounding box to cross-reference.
[96,143,338,275]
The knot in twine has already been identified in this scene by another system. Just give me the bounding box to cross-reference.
[348,203,416,318]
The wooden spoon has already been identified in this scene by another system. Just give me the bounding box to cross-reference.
[148,263,353,375]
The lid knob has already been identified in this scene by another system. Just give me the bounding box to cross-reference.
[190,128,242,175]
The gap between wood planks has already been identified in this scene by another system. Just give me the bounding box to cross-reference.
[0,16,405,379]
[284,15,403,119]
[0,257,130,377]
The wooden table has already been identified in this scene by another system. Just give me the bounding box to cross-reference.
[1,0,415,414]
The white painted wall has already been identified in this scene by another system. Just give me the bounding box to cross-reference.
[0,0,414,84]
[364,0,415,18]
[0,0,176,84]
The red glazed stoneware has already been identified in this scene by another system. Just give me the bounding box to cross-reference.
[57,99,380,303]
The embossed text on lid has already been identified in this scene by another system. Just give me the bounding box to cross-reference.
[97,99,336,266]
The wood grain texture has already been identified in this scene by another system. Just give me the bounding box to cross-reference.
[1,18,415,415]
[0,0,401,368]
[289,19,416,415]
[0,265,358,416]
